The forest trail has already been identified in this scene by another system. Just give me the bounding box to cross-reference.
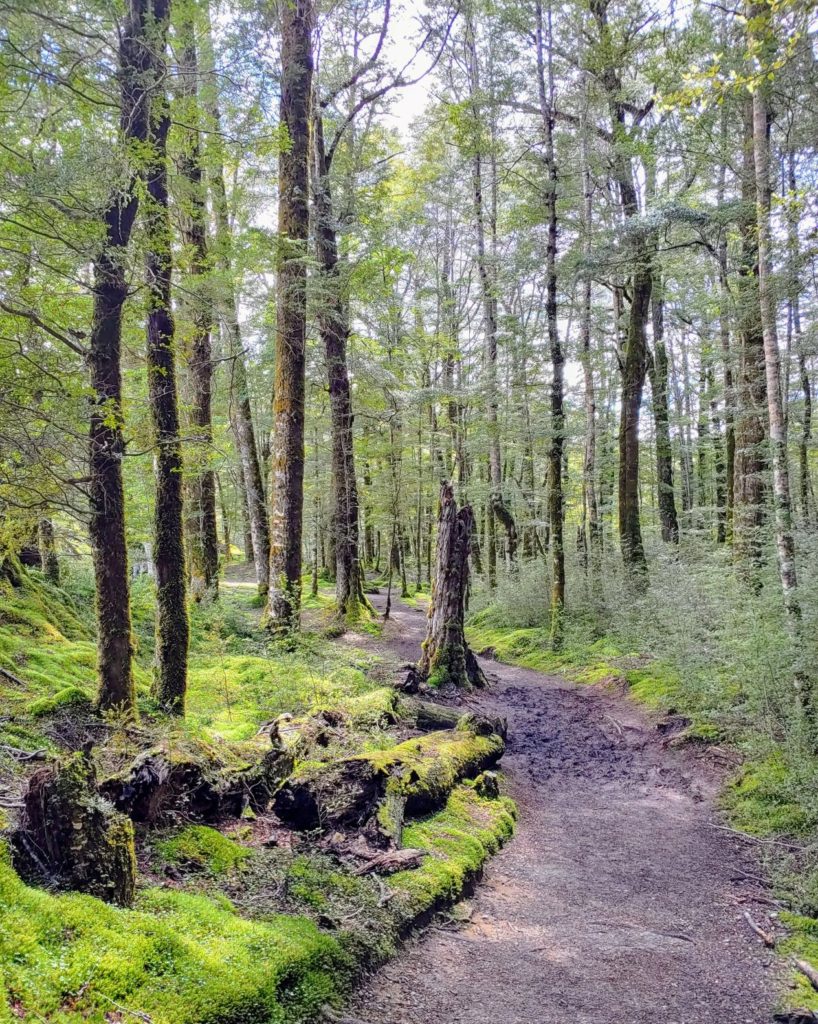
[345,592,779,1024]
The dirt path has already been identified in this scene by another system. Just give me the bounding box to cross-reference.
[346,593,779,1024]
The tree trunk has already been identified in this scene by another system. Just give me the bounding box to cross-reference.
[751,74,799,619]
[591,0,649,583]
[733,97,768,581]
[785,151,813,528]
[266,0,314,631]
[579,134,601,575]
[465,18,516,565]
[90,0,157,715]
[177,12,218,601]
[203,0,269,595]
[417,482,485,689]
[649,279,679,543]
[38,519,59,585]
[144,1,189,713]
[535,0,564,644]
[312,114,367,620]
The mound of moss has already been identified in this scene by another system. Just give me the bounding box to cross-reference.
[156,825,251,876]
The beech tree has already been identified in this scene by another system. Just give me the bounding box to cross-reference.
[266,0,314,631]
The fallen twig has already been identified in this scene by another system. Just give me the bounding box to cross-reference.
[708,821,804,851]
[0,666,27,687]
[0,744,47,762]
[743,910,775,948]
[352,848,425,876]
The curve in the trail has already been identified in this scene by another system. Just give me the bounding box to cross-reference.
[348,594,778,1024]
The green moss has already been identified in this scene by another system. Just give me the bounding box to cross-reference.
[363,729,504,812]
[156,826,251,876]
[465,621,680,707]
[29,684,93,719]
[776,914,818,1011]
[392,783,516,917]
[722,755,815,836]
[0,856,349,1023]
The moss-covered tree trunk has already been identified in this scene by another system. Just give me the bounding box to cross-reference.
[649,281,679,543]
[90,0,157,716]
[733,97,768,582]
[266,0,314,632]
[312,114,368,621]
[176,9,219,601]
[145,1,189,714]
[418,482,485,689]
[37,518,59,585]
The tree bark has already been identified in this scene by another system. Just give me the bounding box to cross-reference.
[733,97,768,580]
[591,0,649,583]
[202,1,270,595]
[37,519,59,585]
[648,278,679,543]
[417,482,485,689]
[535,0,564,644]
[465,17,517,565]
[90,0,157,715]
[312,113,368,620]
[266,0,314,631]
[751,71,799,619]
[579,133,601,574]
[144,0,189,714]
[177,10,219,600]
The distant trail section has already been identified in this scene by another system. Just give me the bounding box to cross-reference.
[347,593,778,1024]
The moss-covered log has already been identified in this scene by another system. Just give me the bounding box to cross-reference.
[273,725,504,834]
[102,743,293,823]
[417,482,485,689]
[14,752,136,906]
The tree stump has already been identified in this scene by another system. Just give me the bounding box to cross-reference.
[15,751,136,906]
[417,482,485,689]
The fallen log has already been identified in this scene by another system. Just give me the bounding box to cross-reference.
[273,726,504,834]
[794,958,818,992]
[102,742,293,823]
[406,698,506,739]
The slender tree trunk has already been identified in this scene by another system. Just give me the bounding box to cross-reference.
[649,278,679,543]
[579,135,601,575]
[266,0,314,631]
[591,0,649,583]
[785,151,814,528]
[177,12,218,600]
[465,17,516,564]
[312,114,367,619]
[144,2,189,713]
[90,0,156,715]
[751,78,799,618]
[202,2,269,594]
[535,1,564,644]
[733,98,768,581]
[38,519,59,585]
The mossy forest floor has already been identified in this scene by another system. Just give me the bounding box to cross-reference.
[0,562,811,1021]
[0,564,513,1023]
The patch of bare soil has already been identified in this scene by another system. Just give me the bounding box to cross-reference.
[346,594,779,1024]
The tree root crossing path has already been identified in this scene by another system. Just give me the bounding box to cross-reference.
[347,593,778,1024]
